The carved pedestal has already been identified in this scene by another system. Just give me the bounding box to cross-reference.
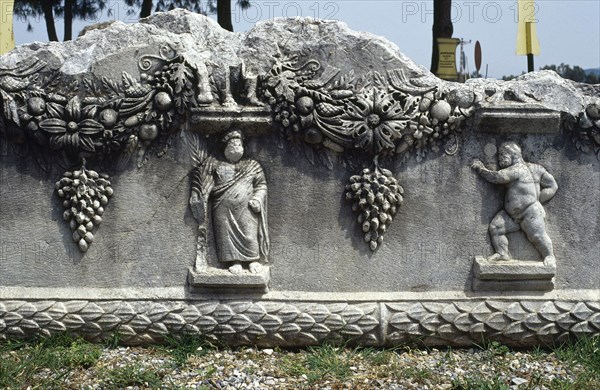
[188,266,270,292]
[472,256,556,292]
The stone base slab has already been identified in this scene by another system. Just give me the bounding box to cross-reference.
[472,278,555,292]
[188,266,270,292]
[473,257,556,280]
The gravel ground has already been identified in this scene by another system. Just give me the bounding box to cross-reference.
[33,344,585,389]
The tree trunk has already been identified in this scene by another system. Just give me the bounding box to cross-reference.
[64,0,74,41]
[430,0,453,73]
[140,0,153,18]
[41,1,59,42]
[217,0,233,32]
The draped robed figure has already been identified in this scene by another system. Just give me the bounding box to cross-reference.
[190,130,269,274]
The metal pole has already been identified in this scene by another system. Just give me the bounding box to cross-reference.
[526,22,534,72]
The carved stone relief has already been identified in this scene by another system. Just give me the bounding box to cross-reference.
[260,54,475,250]
[0,11,598,346]
[189,130,269,274]
[471,142,559,291]
[55,165,113,252]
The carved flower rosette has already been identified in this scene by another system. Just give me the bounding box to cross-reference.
[260,55,474,250]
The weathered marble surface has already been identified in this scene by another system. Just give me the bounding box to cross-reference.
[0,10,598,346]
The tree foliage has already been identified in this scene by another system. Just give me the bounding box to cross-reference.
[123,0,251,30]
[14,0,108,41]
[502,64,599,84]
[14,0,252,41]
[540,63,598,84]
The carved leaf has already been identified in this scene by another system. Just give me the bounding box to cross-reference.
[128,315,152,331]
[116,325,136,337]
[213,305,235,323]
[243,305,267,323]
[340,306,365,324]
[79,322,103,336]
[62,314,85,329]
[96,314,122,330]
[588,313,600,331]
[146,304,170,322]
[484,313,510,332]
[78,303,105,321]
[19,319,40,331]
[122,72,147,97]
[297,332,319,345]
[356,315,379,331]
[276,305,301,323]
[2,312,23,327]
[148,323,169,336]
[6,327,26,339]
[538,323,560,336]
[570,302,594,321]
[33,312,54,326]
[310,323,330,336]
[16,303,37,318]
[47,303,68,319]
[296,313,316,330]
[46,320,67,333]
[339,324,364,337]
[196,302,220,315]
[182,324,200,335]
[229,314,252,332]
[389,313,413,330]
[259,314,283,333]
[324,314,345,330]
[162,313,186,331]
[246,324,267,336]
[306,304,330,323]
[556,313,577,331]
[505,303,528,322]
[112,303,137,322]
[101,76,122,95]
[214,324,236,335]
[195,316,218,332]
[182,130,207,167]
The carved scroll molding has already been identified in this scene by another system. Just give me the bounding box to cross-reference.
[0,299,597,347]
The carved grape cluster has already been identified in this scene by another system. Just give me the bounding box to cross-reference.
[273,98,300,133]
[56,167,113,252]
[345,167,403,251]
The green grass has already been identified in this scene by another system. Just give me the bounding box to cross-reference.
[451,376,511,390]
[554,336,600,388]
[1,334,598,389]
[0,334,102,389]
[306,344,355,382]
[278,344,359,383]
[97,363,164,389]
[159,333,215,366]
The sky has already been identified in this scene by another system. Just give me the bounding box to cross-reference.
[10,0,600,79]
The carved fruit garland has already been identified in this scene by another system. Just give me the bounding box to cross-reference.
[261,55,474,251]
[56,165,113,252]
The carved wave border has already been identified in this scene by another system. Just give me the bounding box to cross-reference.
[0,299,597,347]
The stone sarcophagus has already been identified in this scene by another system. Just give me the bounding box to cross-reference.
[0,10,598,347]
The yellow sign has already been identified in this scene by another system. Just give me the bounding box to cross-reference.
[516,0,540,55]
[0,0,15,54]
[435,38,460,81]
